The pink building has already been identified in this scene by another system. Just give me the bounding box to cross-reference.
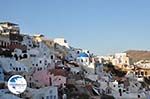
[51,69,67,87]
[33,69,67,87]
[33,70,51,86]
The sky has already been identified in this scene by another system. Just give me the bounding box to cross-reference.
[0,0,150,55]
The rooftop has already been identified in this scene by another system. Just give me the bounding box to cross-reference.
[50,69,67,77]
[78,52,89,57]
[0,22,18,26]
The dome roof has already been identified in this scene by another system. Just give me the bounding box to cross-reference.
[78,53,89,57]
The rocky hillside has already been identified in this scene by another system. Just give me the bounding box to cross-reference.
[125,50,150,64]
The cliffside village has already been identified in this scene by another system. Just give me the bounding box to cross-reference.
[0,22,150,99]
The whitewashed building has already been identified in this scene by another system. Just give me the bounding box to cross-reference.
[0,57,28,72]
[54,38,70,49]
[31,56,55,71]
[22,35,34,49]
[112,53,130,66]
[0,66,4,82]
[134,60,150,68]
[31,86,58,99]
[76,52,90,65]
[0,93,20,99]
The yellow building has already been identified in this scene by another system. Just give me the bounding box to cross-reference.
[134,67,150,79]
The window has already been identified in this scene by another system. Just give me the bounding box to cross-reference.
[64,40,67,43]
[36,64,38,67]
[138,71,140,75]
[23,54,28,58]
[54,96,56,99]
[135,72,138,75]
[123,90,126,92]
[126,88,129,91]
[4,42,6,47]
[49,90,52,94]
[7,43,9,47]
[10,63,12,66]
[16,68,18,71]
[1,41,3,46]
[30,44,33,47]
[50,95,53,99]
[39,60,42,64]
[87,51,89,53]
[46,96,49,99]
[141,72,144,76]
[19,67,21,71]
[45,60,47,63]
[41,97,44,99]
[40,67,42,70]
[51,55,53,59]
[145,71,147,75]
[132,85,134,88]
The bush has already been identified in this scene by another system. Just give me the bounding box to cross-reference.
[79,93,90,99]
[104,62,127,77]
[101,95,115,99]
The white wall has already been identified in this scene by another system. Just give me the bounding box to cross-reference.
[31,56,55,71]
[54,38,69,48]
[32,86,58,99]
[76,57,90,65]
[21,35,33,48]
[0,57,28,72]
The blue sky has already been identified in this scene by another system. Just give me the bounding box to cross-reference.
[0,0,150,55]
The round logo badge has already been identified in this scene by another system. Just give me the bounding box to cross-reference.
[8,75,27,94]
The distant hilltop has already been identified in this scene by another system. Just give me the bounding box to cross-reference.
[125,50,150,64]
